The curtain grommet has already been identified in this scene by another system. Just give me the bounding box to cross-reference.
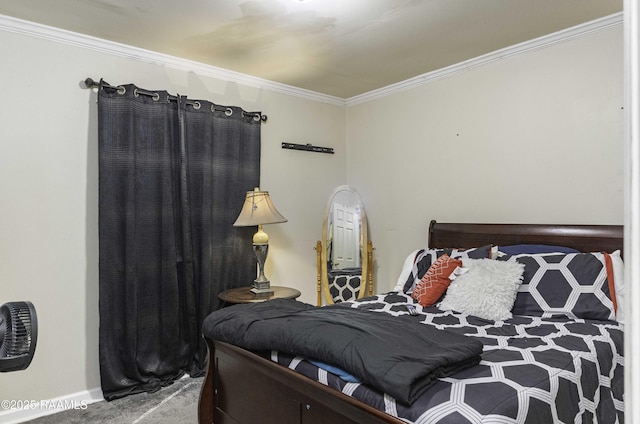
[134,88,160,101]
[225,108,233,117]
[243,111,262,122]
[117,86,126,95]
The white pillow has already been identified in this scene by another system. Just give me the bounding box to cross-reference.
[438,258,525,321]
[393,249,421,292]
[611,250,624,323]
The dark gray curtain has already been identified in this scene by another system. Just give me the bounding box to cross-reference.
[97,82,260,400]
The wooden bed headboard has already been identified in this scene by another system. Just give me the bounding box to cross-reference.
[428,220,624,256]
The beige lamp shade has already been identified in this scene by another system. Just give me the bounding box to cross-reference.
[233,188,287,243]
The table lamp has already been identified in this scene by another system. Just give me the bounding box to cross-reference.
[233,187,287,294]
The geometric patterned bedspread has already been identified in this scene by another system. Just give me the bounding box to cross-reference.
[270,293,624,424]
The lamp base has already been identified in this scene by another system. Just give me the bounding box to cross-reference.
[250,280,274,295]
[250,287,274,294]
[251,243,273,294]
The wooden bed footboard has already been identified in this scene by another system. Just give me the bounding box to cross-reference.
[198,338,404,424]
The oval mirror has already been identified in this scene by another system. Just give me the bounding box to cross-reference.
[318,185,372,304]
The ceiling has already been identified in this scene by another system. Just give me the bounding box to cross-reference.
[0,0,623,99]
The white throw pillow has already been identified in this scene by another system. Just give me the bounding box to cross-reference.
[393,249,421,292]
[438,258,525,321]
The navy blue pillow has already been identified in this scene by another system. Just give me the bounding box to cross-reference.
[498,244,580,255]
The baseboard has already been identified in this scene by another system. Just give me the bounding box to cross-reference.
[0,387,104,424]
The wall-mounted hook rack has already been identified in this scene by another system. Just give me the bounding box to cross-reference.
[282,142,334,154]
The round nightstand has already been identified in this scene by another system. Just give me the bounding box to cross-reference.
[218,285,301,304]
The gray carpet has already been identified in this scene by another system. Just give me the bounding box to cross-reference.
[23,377,203,424]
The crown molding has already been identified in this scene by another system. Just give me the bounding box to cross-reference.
[0,13,345,107]
[0,11,623,108]
[346,12,624,106]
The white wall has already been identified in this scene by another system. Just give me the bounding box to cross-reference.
[0,26,345,407]
[346,26,624,292]
[259,94,346,304]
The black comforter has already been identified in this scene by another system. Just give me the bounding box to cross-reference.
[202,299,483,404]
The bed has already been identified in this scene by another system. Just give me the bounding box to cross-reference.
[198,220,624,424]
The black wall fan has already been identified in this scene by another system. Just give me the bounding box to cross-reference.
[0,301,38,372]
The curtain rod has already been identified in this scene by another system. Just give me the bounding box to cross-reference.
[83,78,267,122]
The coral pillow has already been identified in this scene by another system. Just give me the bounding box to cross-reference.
[411,254,462,307]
